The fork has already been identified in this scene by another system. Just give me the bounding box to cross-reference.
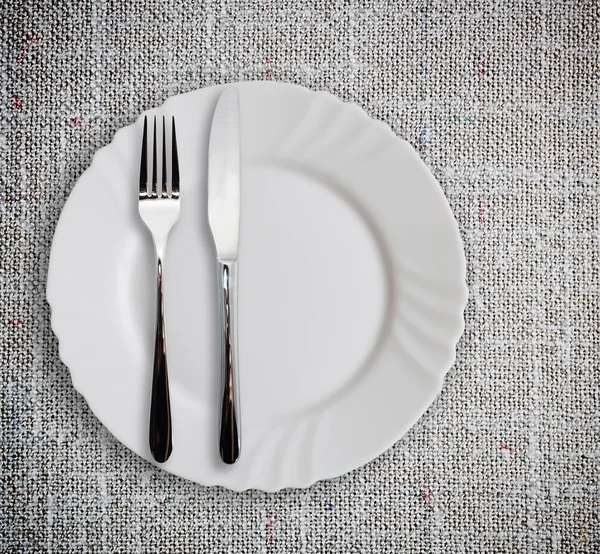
[138,115,180,463]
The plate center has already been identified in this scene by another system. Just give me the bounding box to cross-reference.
[238,162,387,418]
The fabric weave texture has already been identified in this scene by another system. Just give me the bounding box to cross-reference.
[2,1,598,552]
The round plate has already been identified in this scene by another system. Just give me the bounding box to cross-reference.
[47,82,467,491]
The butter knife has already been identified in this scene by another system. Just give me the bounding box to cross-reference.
[208,87,241,464]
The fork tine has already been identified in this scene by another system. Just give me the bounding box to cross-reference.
[139,116,148,196]
[161,116,168,197]
[152,116,157,197]
[171,117,180,198]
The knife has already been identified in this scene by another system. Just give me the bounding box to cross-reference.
[208,87,241,464]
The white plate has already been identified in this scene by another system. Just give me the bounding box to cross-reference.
[47,82,467,491]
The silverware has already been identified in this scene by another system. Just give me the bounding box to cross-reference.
[208,87,242,464]
[138,115,180,463]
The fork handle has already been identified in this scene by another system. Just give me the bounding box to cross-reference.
[218,259,241,464]
[149,256,173,463]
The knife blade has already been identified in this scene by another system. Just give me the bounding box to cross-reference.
[208,86,241,259]
[208,87,241,464]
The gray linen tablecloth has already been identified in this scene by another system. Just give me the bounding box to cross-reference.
[2,1,598,552]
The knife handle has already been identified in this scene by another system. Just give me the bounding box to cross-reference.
[217,259,241,464]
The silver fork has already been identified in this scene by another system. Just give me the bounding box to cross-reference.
[138,115,180,463]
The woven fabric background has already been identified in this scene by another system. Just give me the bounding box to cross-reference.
[2,1,599,552]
